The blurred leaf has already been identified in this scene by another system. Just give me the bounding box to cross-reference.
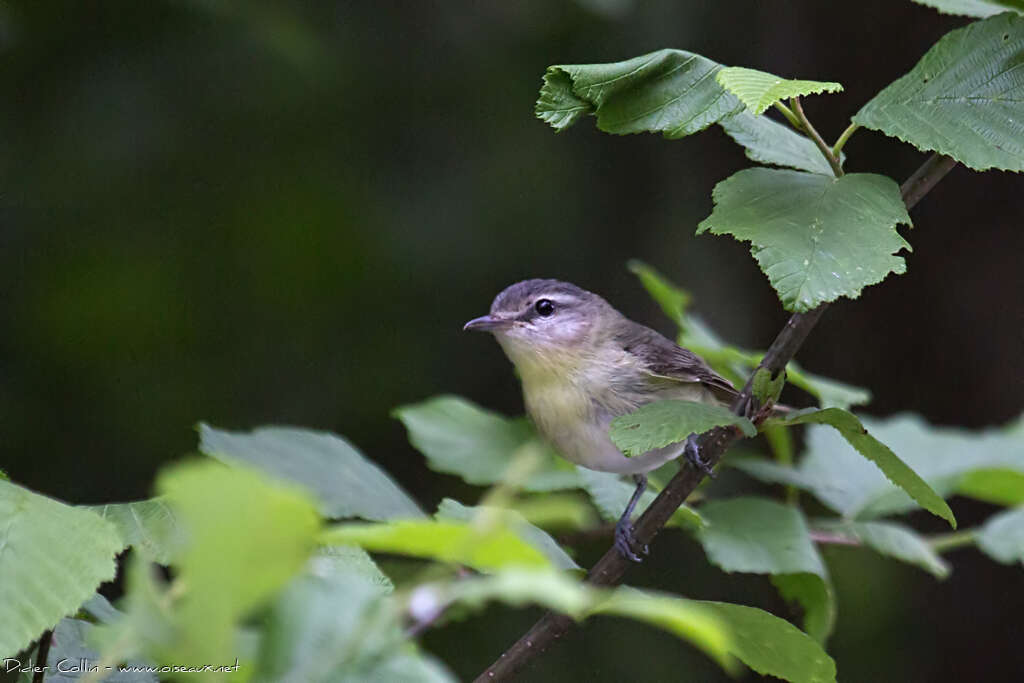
[536,49,742,137]
[628,260,690,327]
[785,366,872,410]
[813,520,950,578]
[719,110,839,175]
[698,168,911,312]
[700,601,837,683]
[956,468,1024,505]
[394,396,581,491]
[199,423,424,520]
[698,497,827,577]
[155,459,321,666]
[716,67,842,115]
[86,498,183,564]
[771,573,836,644]
[309,544,394,594]
[853,12,1024,172]
[0,480,122,658]
[738,413,1024,520]
[976,506,1024,565]
[505,493,598,530]
[912,0,1024,15]
[611,400,756,457]
[436,498,581,570]
[576,467,705,530]
[321,519,552,572]
[46,616,158,683]
[773,409,956,527]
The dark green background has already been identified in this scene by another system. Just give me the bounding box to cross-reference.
[2,1,1022,681]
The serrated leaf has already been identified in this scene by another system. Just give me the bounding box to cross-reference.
[698,168,912,313]
[0,480,122,658]
[716,67,842,116]
[700,601,837,683]
[394,396,581,491]
[771,573,837,644]
[87,498,183,564]
[853,12,1024,172]
[815,520,950,578]
[321,519,552,572]
[698,497,827,577]
[975,506,1024,565]
[911,0,1024,20]
[610,400,756,457]
[719,109,839,175]
[199,423,423,521]
[775,409,956,528]
[436,499,581,570]
[576,467,704,530]
[536,49,742,137]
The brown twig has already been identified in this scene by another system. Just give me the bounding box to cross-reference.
[473,152,957,682]
[33,630,53,683]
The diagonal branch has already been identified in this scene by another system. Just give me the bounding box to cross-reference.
[472,152,956,683]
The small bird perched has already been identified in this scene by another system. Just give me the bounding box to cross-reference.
[464,278,737,561]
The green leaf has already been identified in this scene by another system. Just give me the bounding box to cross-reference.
[536,49,742,137]
[976,506,1024,565]
[394,396,581,491]
[719,109,839,175]
[716,67,842,116]
[785,365,872,410]
[0,480,122,658]
[156,459,321,665]
[46,616,158,683]
[911,0,1024,20]
[752,367,786,407]
[610,400,756,457]
[199,423,423,521]
[698,168,912,313]
[576,467,705,530]
[700,601,837,683]
[697,497,827,577]
[321,519,553,572]
[771,573,837,644]
[956,468,1024,505]
[436,498,581,570]
[814,520,950,578]
[627,259,690,328]
[86,498,183,564]
[853,12,1024,172]
[775,409,956,528]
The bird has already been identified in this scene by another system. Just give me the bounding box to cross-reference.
[463,278,737,561]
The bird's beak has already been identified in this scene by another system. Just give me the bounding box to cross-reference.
[463,315,510,332]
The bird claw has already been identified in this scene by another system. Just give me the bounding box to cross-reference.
[614,517,648,563]
[685,434,716,478]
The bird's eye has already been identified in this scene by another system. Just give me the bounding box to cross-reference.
[534,299,555,317]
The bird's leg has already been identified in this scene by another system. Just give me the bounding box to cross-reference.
[684,433,716,478]
[614,473,649,563]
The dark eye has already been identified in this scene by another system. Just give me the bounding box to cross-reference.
[534,299,555,317]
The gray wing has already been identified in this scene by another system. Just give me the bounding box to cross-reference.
[615,320,737,402]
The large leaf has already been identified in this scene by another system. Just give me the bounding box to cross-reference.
[576,467,705,530]
[774,409,955,527]
[0,480,122,658]
[436,498,581,570]
[853,12,1024,172]
[199,423,423,520]
[716,67,842,115]
[610,400,756,457]
[394,396,581,491]
[698,168,912,313]
[87,498,183,564]
[975,506,1024,565]
[321,519,553,572]
[912,0,1024,17]
[719,110,838,176]
[536,49,742,137]
[813,520,950,578]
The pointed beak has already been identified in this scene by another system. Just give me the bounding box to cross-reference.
[463,315,510,332]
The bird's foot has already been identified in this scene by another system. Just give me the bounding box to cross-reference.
[614,516,648,563]
[684,434,716,478]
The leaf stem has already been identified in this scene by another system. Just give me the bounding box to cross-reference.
[790,97,844,177]
[929,529,977,553]
[832,122,859,158]
[772,100,801,129]
[33,630,52,683]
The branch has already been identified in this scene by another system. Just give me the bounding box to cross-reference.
[791,96,844,177]
[33,630,53,683]
[473,152,958,683]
